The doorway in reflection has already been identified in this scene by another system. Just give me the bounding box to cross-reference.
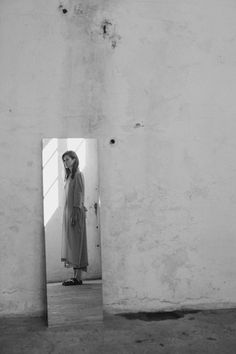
[42,138,102,326]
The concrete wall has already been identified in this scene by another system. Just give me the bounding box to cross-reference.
[1,0,236,316]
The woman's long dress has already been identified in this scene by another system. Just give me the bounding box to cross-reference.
[61,170,88,271]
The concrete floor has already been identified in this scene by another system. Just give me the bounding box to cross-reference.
[103,309,236,353]
[1,285,236,354]
[47,280,103,326]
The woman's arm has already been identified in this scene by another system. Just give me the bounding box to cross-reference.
[70,172,85,226]
[73,171,84,208]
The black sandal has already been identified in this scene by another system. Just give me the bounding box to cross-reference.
[62,278,83,286]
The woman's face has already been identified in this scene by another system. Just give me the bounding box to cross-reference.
[63,155,75,170]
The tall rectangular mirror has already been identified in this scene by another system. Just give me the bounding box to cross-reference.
[42,138,102,326]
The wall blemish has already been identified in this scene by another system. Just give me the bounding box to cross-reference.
[109,138,116,145]
[101,19,112,38]
[134,122,144,128]
[101,19,121,49]
[58,4,68,14]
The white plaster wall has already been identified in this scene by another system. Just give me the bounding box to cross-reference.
[0,0,105,316]
[100,0,236,313]
[1,0,236,316]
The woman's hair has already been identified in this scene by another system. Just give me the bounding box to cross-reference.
[62,150,79,179]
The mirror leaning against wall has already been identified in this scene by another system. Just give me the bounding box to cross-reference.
[42,138,102,326]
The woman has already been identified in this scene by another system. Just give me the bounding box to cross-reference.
[61,150,88,286]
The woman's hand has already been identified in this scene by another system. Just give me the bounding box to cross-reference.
[71,207,79,227]
[70,214,76,227]
[71,205,86,226]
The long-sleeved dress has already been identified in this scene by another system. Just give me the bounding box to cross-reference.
[61,169,88,271]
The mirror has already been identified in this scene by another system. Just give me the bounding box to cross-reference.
[42,138,102,326]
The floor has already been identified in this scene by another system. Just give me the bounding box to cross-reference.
[47,280,103,326]
[1,282,236,354]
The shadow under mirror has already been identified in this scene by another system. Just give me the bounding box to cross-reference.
[42,138,102,326]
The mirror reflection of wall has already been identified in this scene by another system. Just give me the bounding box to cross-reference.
[42,138,102,326]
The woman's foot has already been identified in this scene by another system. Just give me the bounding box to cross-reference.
[62,278,83,286]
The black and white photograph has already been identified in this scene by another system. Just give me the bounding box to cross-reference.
[1,0,236,353]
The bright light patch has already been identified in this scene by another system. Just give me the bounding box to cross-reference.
[42,139,59,226]
[43,180,59,226]
[43,151,58,194]
[67,138,86,171]
[43,139,58,168]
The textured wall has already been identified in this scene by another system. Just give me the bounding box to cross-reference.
[0,0,106,316]
[101,0,236,313]
[1,0,236,316]
[100,0,236,313]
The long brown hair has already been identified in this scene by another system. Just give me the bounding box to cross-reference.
[62,150,79,180]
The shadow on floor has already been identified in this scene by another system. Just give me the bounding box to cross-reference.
[1,308,236,353]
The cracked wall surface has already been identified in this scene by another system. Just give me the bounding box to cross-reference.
[1,0,236,316]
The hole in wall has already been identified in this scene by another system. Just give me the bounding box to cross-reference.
[58,5,68,14]
[109,139,116,145]
[100,19,121,49]
[101,19,112,37]
[134,122,144,128]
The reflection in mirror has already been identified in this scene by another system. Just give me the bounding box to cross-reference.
[42,138,102,326]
